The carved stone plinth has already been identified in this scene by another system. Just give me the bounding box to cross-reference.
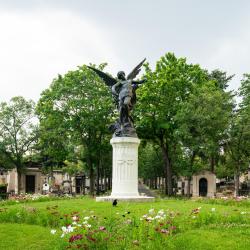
[96,137,155,202]
[111,137,140,197]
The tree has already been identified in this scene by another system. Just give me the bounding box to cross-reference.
[36,65,113,194]
[139,142,164,190]
[136,53,208,195]
[0,96,37,192]
[208,69,234,90]
[225,74,250,196]
[175,83,234,196]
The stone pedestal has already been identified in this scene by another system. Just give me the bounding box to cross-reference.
[96,137,154,202]
[111,137,140,197]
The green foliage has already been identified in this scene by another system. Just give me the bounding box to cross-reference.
[139,142,163,179]
[36,64,114,193]
[0,96,37,171]
[136,53,208,195]
[175,83,234,174]
[225,74,250,176]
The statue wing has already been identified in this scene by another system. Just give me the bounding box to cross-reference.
[126,58,146,80]
[87,66,117,86]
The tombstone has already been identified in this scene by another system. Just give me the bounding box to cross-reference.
[42,182,50,194]
[192,170,216,198]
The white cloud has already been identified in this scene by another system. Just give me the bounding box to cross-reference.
[0,9,119,102]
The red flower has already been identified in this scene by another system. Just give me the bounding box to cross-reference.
[69,234,83,243]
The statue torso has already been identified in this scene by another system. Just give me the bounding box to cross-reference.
[119,79,132,100]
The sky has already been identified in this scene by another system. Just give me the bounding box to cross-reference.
[0,0,250,102]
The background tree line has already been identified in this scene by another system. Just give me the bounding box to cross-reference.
[0,53,249,196]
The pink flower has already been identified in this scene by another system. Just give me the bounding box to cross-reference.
[160,229,169,234]
[69,234,83,243]
[99,226,106,231]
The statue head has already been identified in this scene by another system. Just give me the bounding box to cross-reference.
[117,71,126,80]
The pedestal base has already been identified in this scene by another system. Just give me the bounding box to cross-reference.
[96,195,155,202]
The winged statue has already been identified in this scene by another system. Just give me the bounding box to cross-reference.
[88,58,146,137]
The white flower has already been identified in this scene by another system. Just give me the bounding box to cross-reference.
[148,208,155,214]
[241,211,247,215]
[192,215,196,219]
[84,216,90,220]
[158,209,165,216]
[82,221,88,225]
[154,215,162,220]
[86,224,91,228]
[198,207,202,210]
[61,225,75,234]
[72,221,77,225]
[146,216,154,221]
[142,214,148,218]
[116,212,120,215]
[61,233,65,238]
[72,216,78,221]
[211,208,216,212]
[16,201,19,203]
[67,225,75,233]
[50,229,56,235]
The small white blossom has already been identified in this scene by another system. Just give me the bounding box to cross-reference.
[211,208,216,212]
[154,215,162,220]
[146,216,154,221]
[72,216,78,221]
[192,215,196,219]
[148,208,155,214]
[158,209,165,216]
[50,229,56,235]
[241,211,247,215]
[61,225,75,234]
[84,216,90,220]
[86,224,91,228]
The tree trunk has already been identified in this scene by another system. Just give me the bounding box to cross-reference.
[187,152,196,197]
[82,175,86,195]
[96,164,100,196]
[187,177,191,197]
[89,167,95,195]
[108,176,111,190]
[17,171,22,194]
[234,171,240,197]
[154,178,157,189]
[104,171,107,191]
[161,142,173,196]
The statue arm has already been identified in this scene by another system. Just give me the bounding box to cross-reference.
[112,81,121,96]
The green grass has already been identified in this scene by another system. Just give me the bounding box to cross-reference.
[0,223,64,250]
[0,197,250,249]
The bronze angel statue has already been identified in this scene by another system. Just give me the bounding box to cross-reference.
[88,58,146,137]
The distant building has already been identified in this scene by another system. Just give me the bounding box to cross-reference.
[177,170,216,197]
[0,166,88,194]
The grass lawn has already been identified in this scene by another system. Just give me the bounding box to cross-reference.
[0,197,250,249]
